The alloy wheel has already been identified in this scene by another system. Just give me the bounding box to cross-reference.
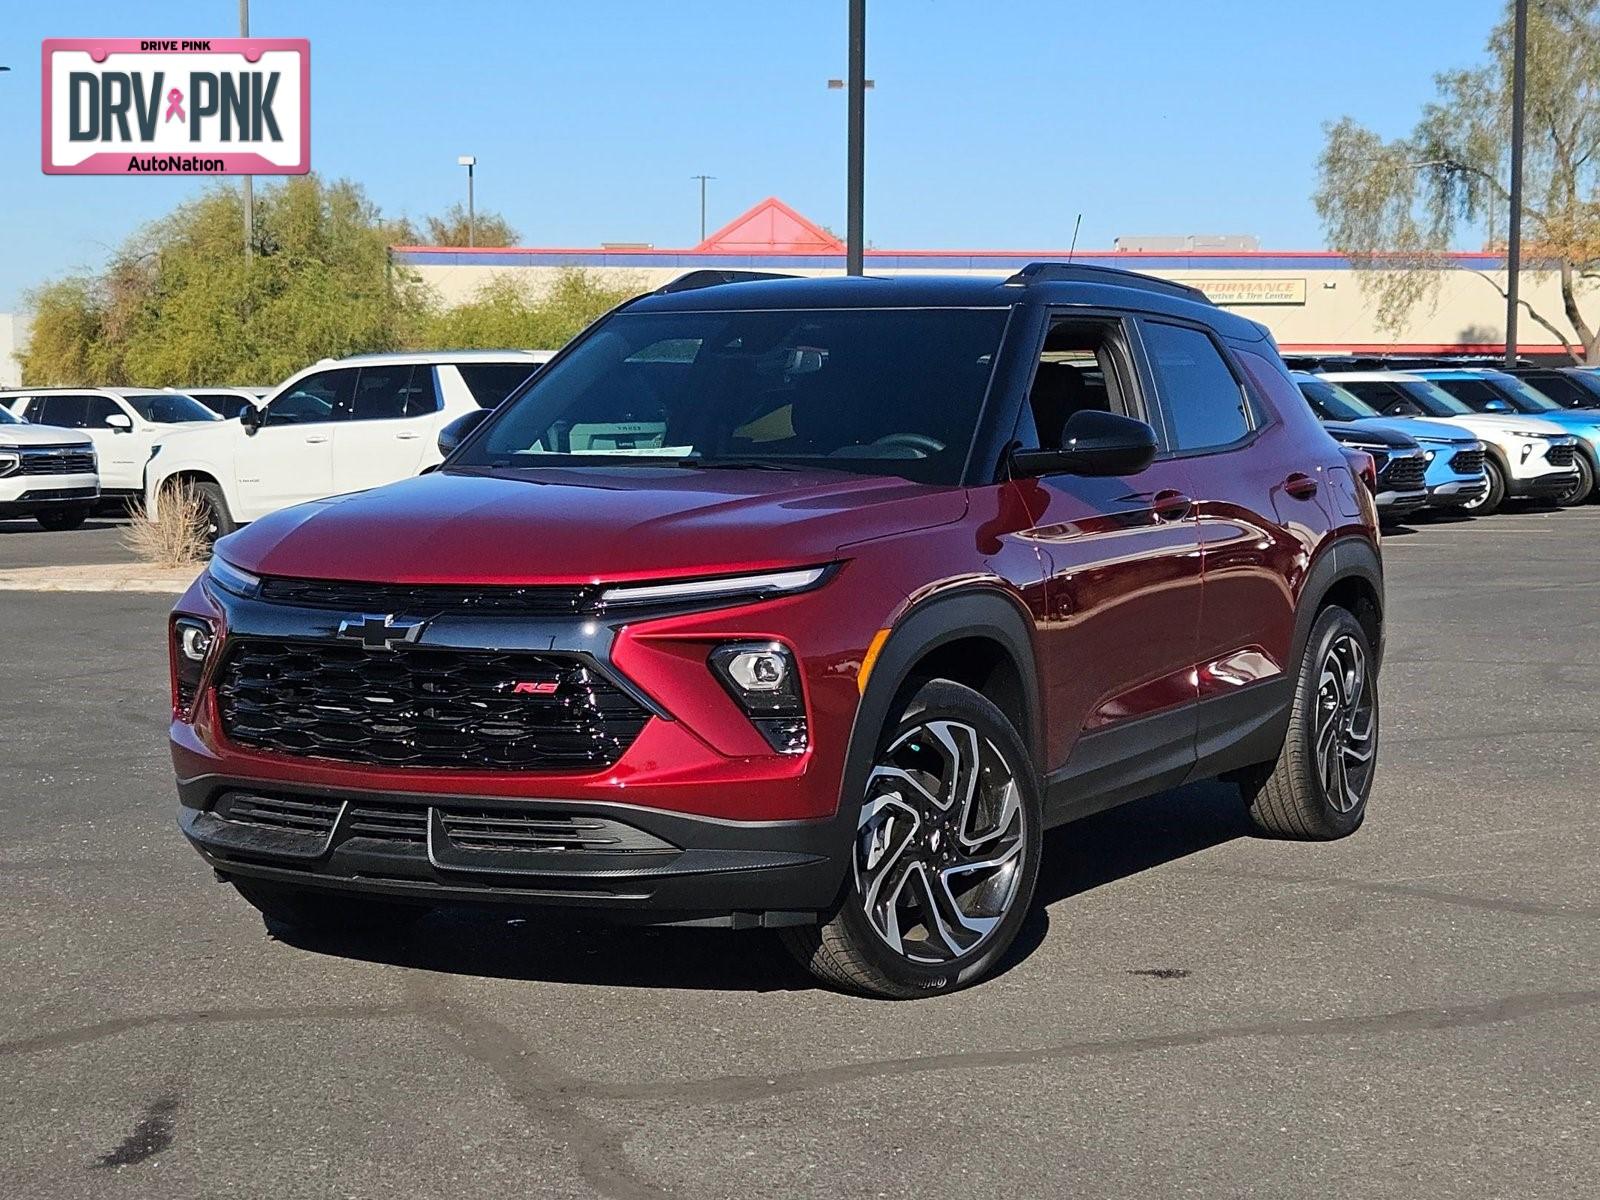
[1313,634,1376,813]
[855,719,1026,964]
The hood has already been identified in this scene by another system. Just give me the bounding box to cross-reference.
[1322,421,1418,450]
[152,420,243,454]
[1512,409,1600,442]
[0,422,94,448]
[218,467,968,585]
[1427,412,1572,438]
[1353,416,1474,445]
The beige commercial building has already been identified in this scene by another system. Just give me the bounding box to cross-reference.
[392,197,1586,360]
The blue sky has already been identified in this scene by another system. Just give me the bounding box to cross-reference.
[0,0,1506,309]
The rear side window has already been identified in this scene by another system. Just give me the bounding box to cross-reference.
[1141,321,1253,452]
[36,395,91,427]
[402,366,440,416]
[1521,374,1589,407]
[345,364,412,421]
[457,362,539,409]
[1431,377,1503,410]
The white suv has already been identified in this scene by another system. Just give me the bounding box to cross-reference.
[1,388,220,501]
[1322,371,1580,514]
[0,405,100,530]
[145,350,553,535]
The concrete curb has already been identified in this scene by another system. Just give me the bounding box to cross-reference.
[0,562,203,594]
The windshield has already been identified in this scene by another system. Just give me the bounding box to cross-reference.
[0,406,20,425]
[1492,375,1564,413]
[122,392,220,423]
[1298,378,1379,422]
[1397,381,1475,416]
[455,308,1009,484]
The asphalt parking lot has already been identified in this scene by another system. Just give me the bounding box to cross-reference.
[2,508,1597,1199]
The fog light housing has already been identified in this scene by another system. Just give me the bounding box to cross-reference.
[709,642,808,754]
[171,616,217,718]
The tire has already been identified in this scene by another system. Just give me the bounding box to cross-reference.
[1239,605,1378,840]
[191,481,237,542]
[1555,452,1595,507]
[1462,458,1505,516]
[33,504,91,532]
[781,679,1042,999]
[228,877,429,935]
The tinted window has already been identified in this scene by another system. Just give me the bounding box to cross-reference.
[345,364,412,421]
[37,395,91,427]
[1430,378,1506,411]
[458,362,539,408]
[266,370,357,426]
[459,309,1008,485]
[1296,378,1378,422]
[1142,321,1252,451]
[403,367,439,417]
[1519,374,1590,407]
[84,395,123,427]
[121,393,219,423]
[190,392,256,419]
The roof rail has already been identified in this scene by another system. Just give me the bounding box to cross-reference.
[1004,261,1212,304]
[656,269,799,295]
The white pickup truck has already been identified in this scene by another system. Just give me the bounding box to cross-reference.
[145,350,552,536]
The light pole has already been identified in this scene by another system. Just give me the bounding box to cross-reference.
[691,174,715,242]
[845,0,866,275]
[240,0,252,265]
[1505,0,1529,368]
[457,155,477,247]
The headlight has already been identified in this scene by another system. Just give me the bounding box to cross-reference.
[206,555,261,598]
[1508,429,1550,440]
[170,615,218,717]
[599,565,832,609]
[709,641,808,755]
[0,444,17,478]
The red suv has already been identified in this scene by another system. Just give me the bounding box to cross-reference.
[170,266,1384,997]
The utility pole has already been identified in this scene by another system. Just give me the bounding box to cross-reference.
[845,0,866,275]
[240,0,252,266]
[458,156,477,246]
[1505,0,1528,367]
[691,175,715,241]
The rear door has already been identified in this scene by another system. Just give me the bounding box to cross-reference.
[1014,313,1203,794]
[235,368,352,519]
[331,364,440,492]
[1137,321,1317,767]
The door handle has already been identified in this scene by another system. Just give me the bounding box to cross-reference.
[395,431,421,440]
[304,434,329,444]
[1151,489,1192,521]
[1284,472,1319,500]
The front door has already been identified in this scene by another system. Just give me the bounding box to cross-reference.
[234,368,353,520]
[1015,316,1204,799]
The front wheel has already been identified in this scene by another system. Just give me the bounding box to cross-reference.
[1462,458,1505,515]
[191,481,237,542]
[1556,453,1595,507]
[782,679,1042,998]
[1239,605,1378,840]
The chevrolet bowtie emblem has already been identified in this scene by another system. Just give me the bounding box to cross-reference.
[337,613,426,651]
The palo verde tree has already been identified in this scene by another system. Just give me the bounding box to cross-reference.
[422,203,520,248]
[1315,1,1600,362]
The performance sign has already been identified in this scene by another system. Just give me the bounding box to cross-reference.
[42,38,310,175]
[1187,278,1308,306]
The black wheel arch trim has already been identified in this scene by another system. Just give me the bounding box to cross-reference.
[1292,535,1385,677]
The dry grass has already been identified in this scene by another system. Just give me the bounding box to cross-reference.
[122,483,210,568]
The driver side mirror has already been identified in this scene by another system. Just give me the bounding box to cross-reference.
[438,408,490,457]
[239,404,264,434]
[1010,410,1158,479]
[1483,398,1513,414]
[105,413,133,433]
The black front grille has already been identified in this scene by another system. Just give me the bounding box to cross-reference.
[216,639,651,769]
[1378,453,1427,491]
[1547,443,1577,467]
[1449,448,1486,475]
[17,487,97,502]
[257,576,601,617]
[345,802,429,842]
[17,446,95,475]
[438,809,674,853]
[216,792,341,836]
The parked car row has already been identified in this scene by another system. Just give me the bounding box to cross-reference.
[1293,367,1597,518]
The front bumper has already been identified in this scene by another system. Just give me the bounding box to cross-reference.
[0,476,99,516]
[1373,487,1428,515]
[1507,470,1579,499]
[1426,478,1491,507]
[178,775,848,925]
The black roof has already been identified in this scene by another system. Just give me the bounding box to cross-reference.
[628,268,1268,341]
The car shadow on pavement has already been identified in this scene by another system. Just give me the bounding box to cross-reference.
[265,778,1255,994]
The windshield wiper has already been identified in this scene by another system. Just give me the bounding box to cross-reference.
[671,458,807,472]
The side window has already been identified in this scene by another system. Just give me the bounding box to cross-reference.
[1340,381,1412,415]
[457,363,536,409]
[402,366,440,417]
[343,364,412,422]
[39,395,90,427]
[1141,321,1253,453]
[1018,318,1137,451]
[266,369,357,426]
[83,396,123,428]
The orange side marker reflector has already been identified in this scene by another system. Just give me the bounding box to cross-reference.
[858,628,892,695]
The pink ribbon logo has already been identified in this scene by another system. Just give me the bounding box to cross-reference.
[164,88,185,123]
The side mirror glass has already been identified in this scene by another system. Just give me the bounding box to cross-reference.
[239,405,264,433]
[1010,410,1158,479]
[105,412,133,432]
[438,409,490,458]
[1483,398,1513,414]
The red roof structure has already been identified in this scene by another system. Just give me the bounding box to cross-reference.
[693,196,844,254]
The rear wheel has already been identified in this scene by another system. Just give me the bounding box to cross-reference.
[33,504,91,532]
[228,877,428,936]
[1239,605,1378,840]
[1462,458,1505,515]
[782,679,1042,998]
[1556,453,1595,507]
